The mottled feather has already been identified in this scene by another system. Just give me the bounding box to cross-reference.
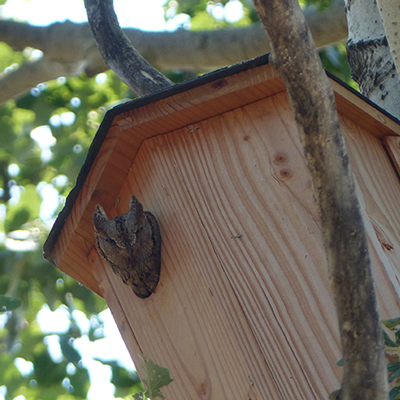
[93,195,161,298]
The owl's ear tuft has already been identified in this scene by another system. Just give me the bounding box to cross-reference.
[94,204,108,219]
[93,205,110,232]
[128,195,144,221]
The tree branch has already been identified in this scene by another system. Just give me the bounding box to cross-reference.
[0,55,84,104]
[252,0,388,399]
[0,0,347,103]
[84,0,173,96]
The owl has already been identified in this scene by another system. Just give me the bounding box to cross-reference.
[93,195,161,298]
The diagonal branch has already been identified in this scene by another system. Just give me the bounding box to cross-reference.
[84,0,173,96]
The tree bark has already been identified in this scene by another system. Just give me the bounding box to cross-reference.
[84,0,173,96]
[252,0,388,399]
[345,0,400,118]
[375,0,400,81]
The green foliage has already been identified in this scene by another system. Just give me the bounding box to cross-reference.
[5,184,42,233]
[319,43,356,88]
[0,42,26,72]
[0,43,136,397]
[383,319,400,400]
[299,0,333,11]
[133,355,173,400]
[0,295,22,312]
[165,0,253,30]
[34,350,65,386]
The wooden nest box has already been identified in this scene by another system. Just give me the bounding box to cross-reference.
[44,55,400,399]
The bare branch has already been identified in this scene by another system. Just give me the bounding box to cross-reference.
[0,56,84,104]
[0,0,347,71]
[252,0,388,399]
[0,0,347,103]
[84,0,173,96]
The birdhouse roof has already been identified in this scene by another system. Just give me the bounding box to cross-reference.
[43,54,400,295]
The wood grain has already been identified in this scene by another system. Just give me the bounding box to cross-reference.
[331,80,400,138]
[47,61,400,399]
[95,92,400,399]
[342,124,400,308]
[384,136,400,175]
[49,64,399,297]
[100,94,335,399]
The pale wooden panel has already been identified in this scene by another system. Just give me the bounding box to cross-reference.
[48,65,282,280]
[49,124,143,294]
[332,80,400,137]
[384,136,400,175]
[341,120,400,309]
[115,64,282,133]
[95,168,282,400]
[57,250,97,294]
[94,91,400,400]
[49,63,400,296]
[159,94,342,399]
[94,92,341,400]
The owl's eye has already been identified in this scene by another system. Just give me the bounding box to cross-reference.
[105,237,115,244]
[134,227,143,234]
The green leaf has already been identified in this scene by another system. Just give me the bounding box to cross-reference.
[389,385,400,400]
[388,362,400,383]
[139,354,173,400]
[33,350,64,387]
[59,335,81,365]
[95,359,142,388]
[383,318,400,330]
[384,330,399,348]
[0,294,22,311]
[110,364,142,388]
[68,366,90,398]
[5,184,42,232]
[304,0,333,12]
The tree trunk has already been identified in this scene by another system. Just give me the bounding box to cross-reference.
[251,0,388,399]
[375,0,400,81]
[345,0,400,118]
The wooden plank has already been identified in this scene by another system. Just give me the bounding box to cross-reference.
[92,91,400,400]
[341,122,400,308]
[114,64,283,132]
[384,136,400,175]
[332,80,400,138]
[47,62,400,290]
[46,65,282,278]
[95,171,283,400]
[160,94,342,399]
[92,92,341,399]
